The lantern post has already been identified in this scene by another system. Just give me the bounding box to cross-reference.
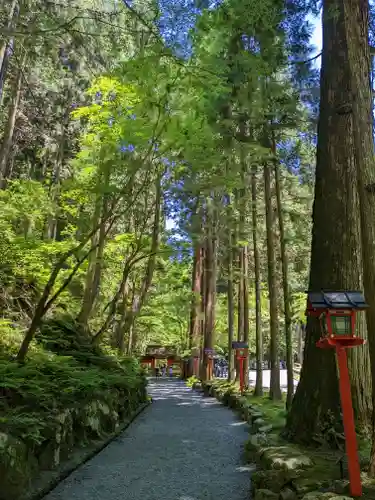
[191,347,200,377]
[306,290,368,498]
[232,341,249,393]
[193,356,199,376]
[204,348,215,380]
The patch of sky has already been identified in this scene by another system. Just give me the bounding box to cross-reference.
[310,11,322,69]
[160,156,177,167]
[119,143,135,153]
[156,0,223,58]
[148,139,160,152]
[241,34,260,54]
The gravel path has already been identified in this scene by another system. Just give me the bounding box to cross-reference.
[43,378,252,500]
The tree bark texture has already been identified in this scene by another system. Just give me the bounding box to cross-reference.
[226,194,235,382]
[77,167,109,328]
[251,165,263,396]
[243,243,250,387]
[201,204,217,381]
[264,163,282,400]
[188,242,202,376]
[340,0,375,473]
[189,244,202,350]
[286,0,372,443]
[0,49,26,188]
[0,0,18,104]
[273,157,294,409]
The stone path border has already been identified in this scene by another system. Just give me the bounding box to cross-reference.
[23,401,150,500]
[42,378,251,500]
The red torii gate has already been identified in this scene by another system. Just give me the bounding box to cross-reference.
[140,345,181,371]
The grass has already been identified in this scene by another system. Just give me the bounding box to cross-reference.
[247,393,287,429]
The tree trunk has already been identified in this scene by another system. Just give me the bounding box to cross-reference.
[46,111,69,240]
[251,165,263,396]
[240,150,250,386]
[243,243,250,386]
[17,243,97,362]
[188,240,202,376]
[296,322,304,365]
[341,0,375,474]
[263,163,282,400]
[113,281,129,353]
[189,244,202,349]
[202,203,217,381]
[227,237,235,382]
[127,324,134,355]
[227,195,235,382]
[0,0,18,104]
[77,167,109,328]
[273,154,294,409]
[120,175,162,344]
[236,185,244,383]
[0,49,26,188]
[93,259,133,343]
[237,250,244,343]
[285,0,372,442]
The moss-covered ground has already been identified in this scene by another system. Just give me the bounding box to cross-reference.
[0,315,147,500]
[0,316,146,447]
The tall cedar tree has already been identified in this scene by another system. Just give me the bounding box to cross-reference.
[341,0,375,475]
[286,0,372,442]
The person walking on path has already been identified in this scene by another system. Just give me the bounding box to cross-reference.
[169,366,173,378]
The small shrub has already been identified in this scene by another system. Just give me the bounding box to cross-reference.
[186,375,199,388]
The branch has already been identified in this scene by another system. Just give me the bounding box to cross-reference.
[290,52,322,65]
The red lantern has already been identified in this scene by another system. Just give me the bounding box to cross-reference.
[306,290,368,497]
[307,291,367,349]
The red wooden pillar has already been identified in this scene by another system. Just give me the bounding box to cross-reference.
[193,357,199,376]
[239,358,245,393]
[336,346,362,497]
[151,358,155,370]
[208,359,213,380]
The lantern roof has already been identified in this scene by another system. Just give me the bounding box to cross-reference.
[232,341,249,349]
[307,290,368,310]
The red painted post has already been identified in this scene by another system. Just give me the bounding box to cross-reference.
[193,357,198,376]
[239,358,244,393]
[336,346,362,497]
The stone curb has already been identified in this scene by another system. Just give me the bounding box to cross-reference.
[22,400,151,500]
[196,381,354,500]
